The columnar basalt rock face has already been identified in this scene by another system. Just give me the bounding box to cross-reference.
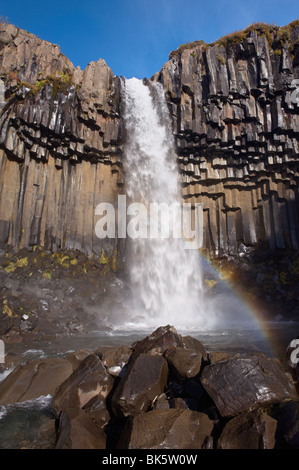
[153,22,299,255]
[0,22,124,256]
[0,22,298,257]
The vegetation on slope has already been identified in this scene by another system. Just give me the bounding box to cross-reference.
[169,20,299,59]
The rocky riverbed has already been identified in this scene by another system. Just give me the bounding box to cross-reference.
[0,246,298,449]
[0,325,298,449]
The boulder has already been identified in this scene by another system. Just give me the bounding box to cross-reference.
[208,351,234,364]
[131,325,184,357]
[83,394,111,429]
[118,409,214,449]
[217,409,277,449]
[182,335,207,359]
[55,407,106,449]
[96,344,132,377]
[166,347,203,379]
[0,357,73,405]
[64,349,95,371]
[200,353,298,417]
[111,353,168,418]
[52,353,113,414]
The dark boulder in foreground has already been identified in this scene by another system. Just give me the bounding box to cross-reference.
[131,325,184,357]
[200,353,298,417]
[0,357,73,406]
[55,407,106,449]
[1,325,299,449]
[111,353,169,418]
[217,408,277,449]
[166,347,203,380]
[118,409,214,449]
[52,353,114,414]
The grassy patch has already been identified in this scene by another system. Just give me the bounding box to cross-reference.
[6,70,75,103]
[169,40,207,59]
[169,20,299,59]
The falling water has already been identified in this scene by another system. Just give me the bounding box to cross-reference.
[120,77,211,330]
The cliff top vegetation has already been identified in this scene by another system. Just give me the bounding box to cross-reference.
[169,20,299,59]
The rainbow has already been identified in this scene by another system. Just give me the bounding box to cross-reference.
[198,252,297,362]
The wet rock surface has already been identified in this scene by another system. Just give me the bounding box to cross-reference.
[0,357,73,405]
[200,353,298,417]
[217,408,277,449]
[118,409,214,449]
[111,353,169,418]
[52,353,113,414]
[55,407,106,449]
[166,347,204,380]
[131,325,184,357]
[0,325,298,449]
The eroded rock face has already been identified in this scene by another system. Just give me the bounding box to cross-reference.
[153,23,299,255]
[0,357,73,405]
[118,409,214,449]
[111,353,169,418]
[52,353,113,414]
[200,353,298,417]
[166,347,203,380]
[217,408,277,449]
[96,344,132,377]
[131,325,184,357]
[82,394,111,430]
[0,22,123,257]
[55,407,106,449]
[0,22,298,257]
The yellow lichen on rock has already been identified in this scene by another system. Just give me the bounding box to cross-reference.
[205,279,217,288]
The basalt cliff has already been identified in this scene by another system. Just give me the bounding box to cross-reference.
[0,21,298,259]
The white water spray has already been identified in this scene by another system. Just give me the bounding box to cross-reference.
[121,78,211,330]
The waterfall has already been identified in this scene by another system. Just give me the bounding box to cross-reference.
[120,78,210,330]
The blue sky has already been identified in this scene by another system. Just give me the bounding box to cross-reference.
[1,0,298,78]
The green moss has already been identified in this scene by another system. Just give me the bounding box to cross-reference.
[9,70,76,111]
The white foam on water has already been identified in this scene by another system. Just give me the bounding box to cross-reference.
[0,394,53,421]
